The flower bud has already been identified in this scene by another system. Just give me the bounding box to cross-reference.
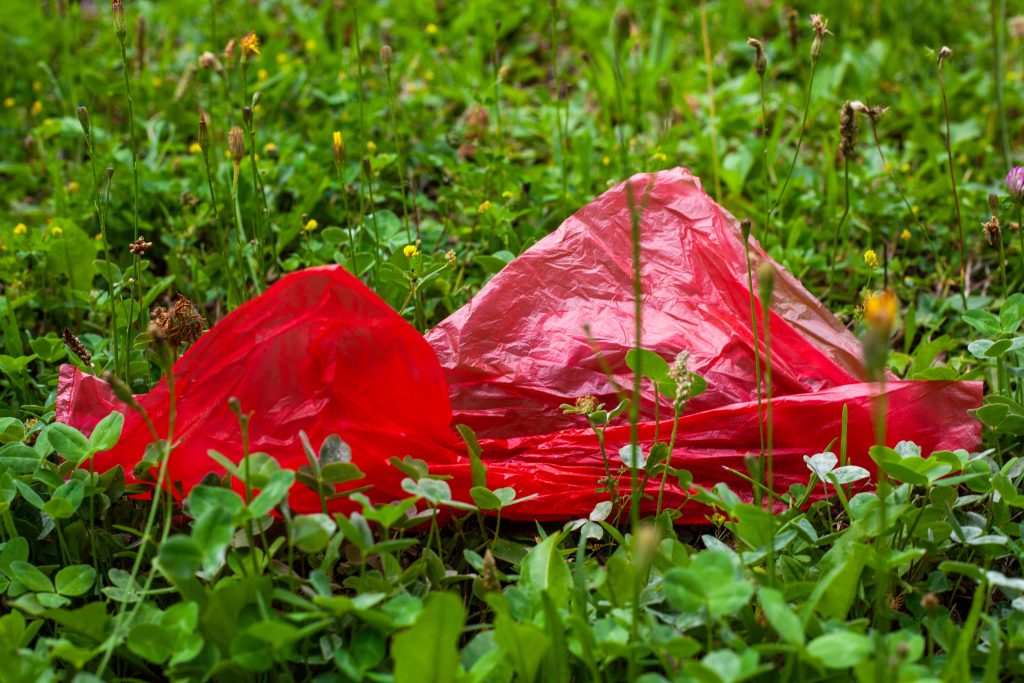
[332,131,344,166]
[76,106,91,139]
[757,262,775,301]
[746,38,766,78]
[228,126,245,163]
[243,105,253,127]
[380,44,393,68]
[740,217,752,241]
[112,0,127,38]
[197,113,210,152]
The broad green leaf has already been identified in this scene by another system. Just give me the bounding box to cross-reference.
[10,561,54,593]
[55,565,96,597]
[520,532,571,608]
[88,412,124,453]
[757,587,804,646]
[392,592,465,683]
[806,631,873,669]
[664,550,753,618]
[46,423,89,463]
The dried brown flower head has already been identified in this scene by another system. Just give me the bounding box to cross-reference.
[199,51,223,71]
[983,216,1001,248]
[746,38,766,77]
[129,236,152,255]
[809,13,831,59]
[839,101,859,160]
[62,328,93,368]
[150,294,207,348]
[228,126,245,163]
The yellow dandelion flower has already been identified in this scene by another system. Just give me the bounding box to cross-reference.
[501,190,515,201]
[276,53,288,65]
[864,290,898,334]
[263,142,278,155]
[32,80,42,93]
[303,219,318,232]
[426,23,438,35]
[602,155,611,166]
[900,162,910,173]
[304,39,317,52]
[3,97,14,108]
[900,229,911,241]
[652,152,667,163]
[66,181,80,194]
[366,140,377,153]
[241,32,261,58]
[257,68,269,81]
[911,205,919,215]
[478,200,492,214]
[50,226,63,237]
[403,244,420,258]
[150,77,163,88]
[189,142,202,155]
[95,233,103,240]
[30,100,42,116]
[13,223,27,236]
[863,249,878,269]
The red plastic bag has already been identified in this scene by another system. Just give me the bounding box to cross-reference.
[57,168,982,522]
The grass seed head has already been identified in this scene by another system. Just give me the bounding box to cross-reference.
[746,38,766,77]
[62,328,93,368]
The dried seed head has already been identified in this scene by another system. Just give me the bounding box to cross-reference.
[199,50,223,71]
[839,100,859,160]
[573,395,600,416]
[76,106,90,139]
[983,216,1001,248]
[786,7,799,47]
[746,38,766,77]
[111,0,127,37]
[379,44,393,67]
[197,113,210,152]
[332,131,344,165]
[150,293,207,348]
[62,328,93,368]
[481,549,500,592]
[223,37,237,62]
[612,7,631,53]
[105,166,114,181]
[228,126,245,163]
[740,217,752,241]
[445,249,457,265]
[129,236,152,255]
[809,13,831,59]
[937,45,953,68]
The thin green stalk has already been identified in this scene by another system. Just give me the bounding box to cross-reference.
[81,119,120,376]
[96,370,174,677]
[699,1,721,198]
[383,66,412,243]
[828,158,852,289]
[550,0,568,210]
[937,50,968,309]
[993,0,1011,169]
[362,159,382,289]
[200,146,240,304]
[116,33,143,380]
[741,226,766,505]
[655,403,683,515]
[768,59,818,236]
[759,270,775,588]
[1018,204,1024,273]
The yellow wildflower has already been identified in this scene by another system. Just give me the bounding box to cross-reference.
[66,181,80,194]
[863,249,878,269]
[652,152,667,163]
[478,200,492,214]
[304,39,317,52]
[366,140,377,153]
[30,100,42,116]
[3,97,14,108]
[502,190,515,201]
[426,23,438,35]
[900,162,910,173]
[32,80,42,93]
[864,290,898,335]
[263,142,278,155]
[257,68,269,80]
[241,32,261,58]
[900,229,911,241]
[276,53,288,65]
[151,77,163,88]
[602,155,611,166]
[403,244,420,258]
[424,69,435,81]
[189,142,202,155]
[50,226,63,237]
[13,223,27,236]
[303,219,318,232]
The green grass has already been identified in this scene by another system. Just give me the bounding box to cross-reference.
[1,0,1024,680]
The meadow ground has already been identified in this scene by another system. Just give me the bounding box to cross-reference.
[1,0,1024,680]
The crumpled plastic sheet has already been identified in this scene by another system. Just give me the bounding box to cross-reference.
[57,168,982,522]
